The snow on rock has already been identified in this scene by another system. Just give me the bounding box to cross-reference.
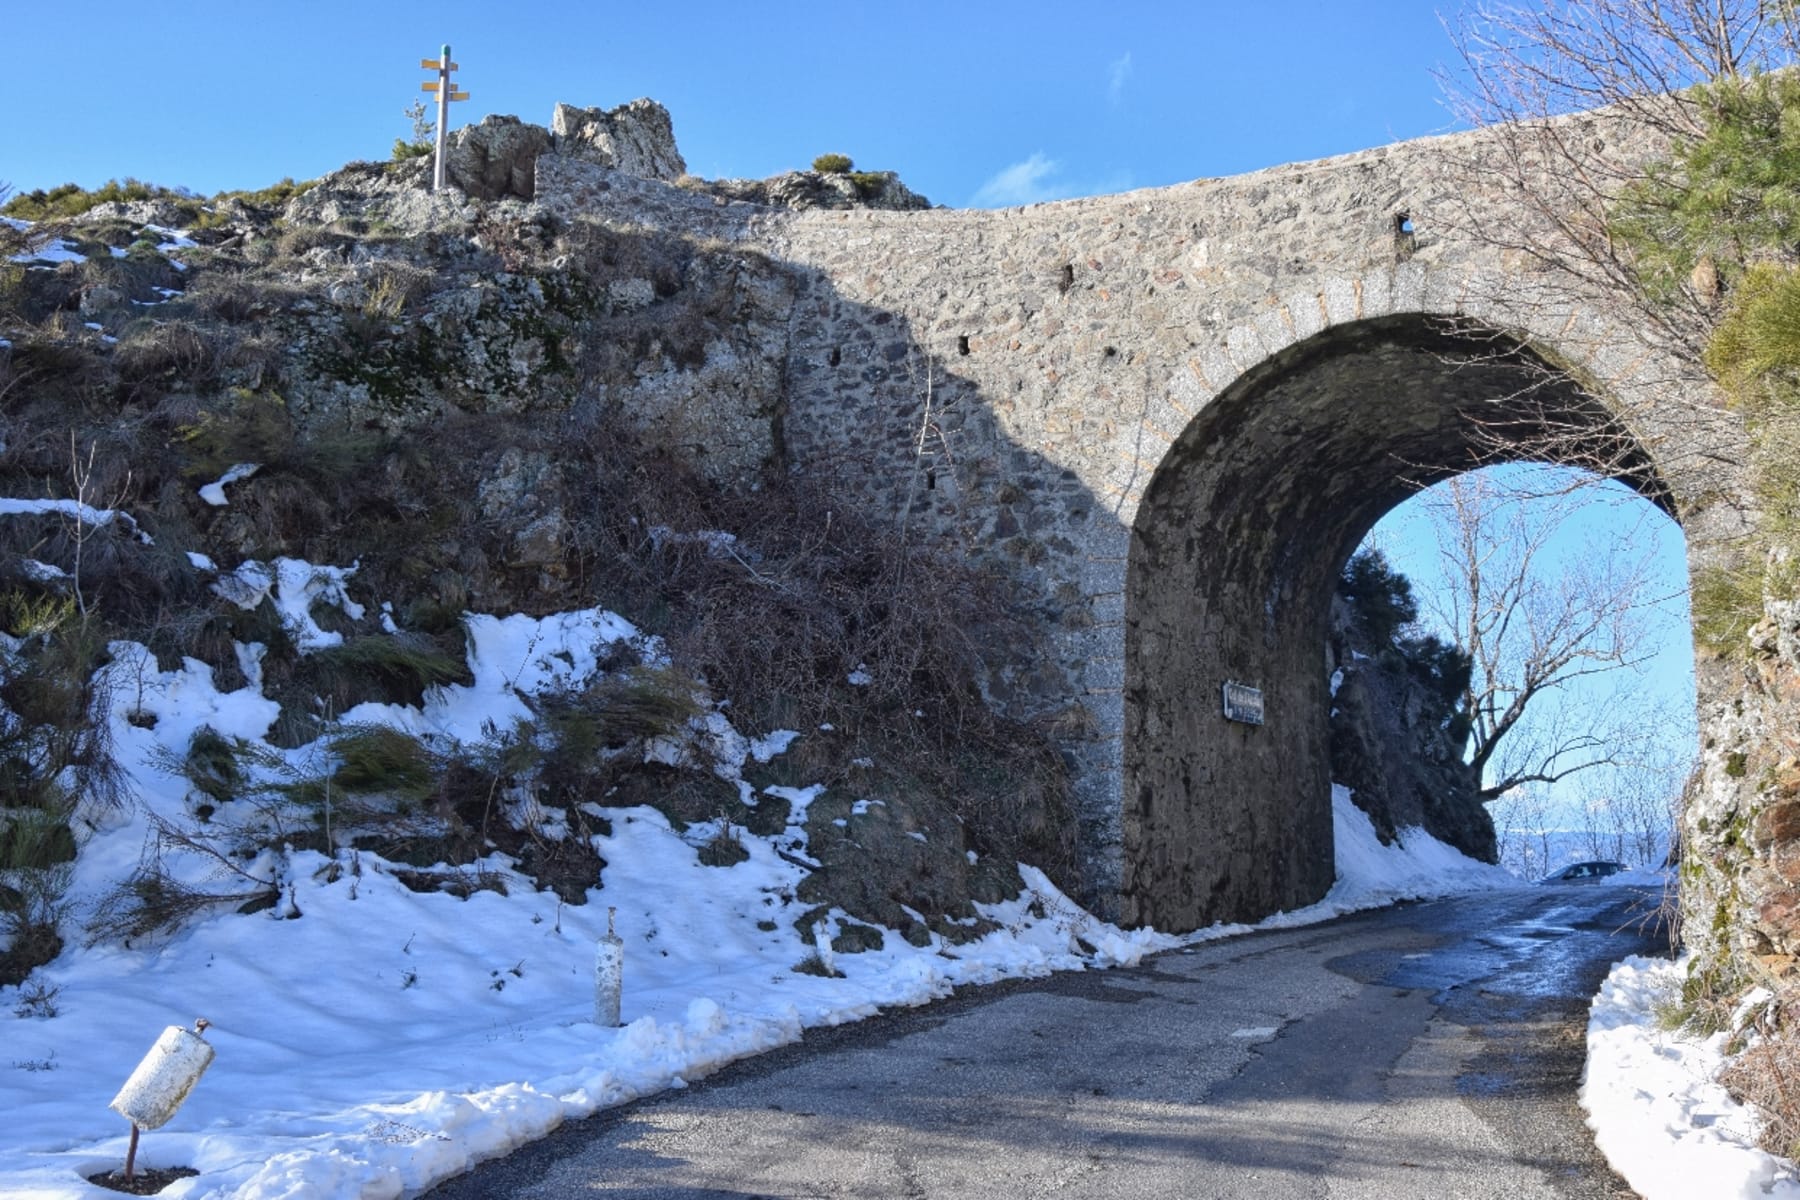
[198,463,261,506]
[210,558,364,651]
[7,236,86,265]
[0,496,153,544]
[1583,955,1800,1199]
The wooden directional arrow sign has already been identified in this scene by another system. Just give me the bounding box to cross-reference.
[420,58,459,70]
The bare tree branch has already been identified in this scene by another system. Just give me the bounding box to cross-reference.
[1413,470,1677,801]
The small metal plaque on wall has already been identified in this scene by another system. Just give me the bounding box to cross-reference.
[1221,681,1265,725]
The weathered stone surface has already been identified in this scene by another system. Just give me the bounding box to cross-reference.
[1686,557,1800,975]
[551,99,686,181]
[446,115,552,201]
[81,198,196,228]
[700,169,931,212]
[282,158,473,231]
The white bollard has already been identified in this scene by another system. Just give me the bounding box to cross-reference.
[595,907,623,1027]
[813,920,837,977]
[110,1020,214,1131]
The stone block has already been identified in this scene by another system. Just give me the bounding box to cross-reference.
[1225,323,1267,370]
[1251,307,1295,358]
[1321,276,1360,325]
[1391,259,1429,313]
[1357,267,1394,320]
[1088,592,1126,626]
[1279,285,1329,342]
[1194,345,1239,394]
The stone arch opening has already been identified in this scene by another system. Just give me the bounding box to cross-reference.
[1120,313,1672,932]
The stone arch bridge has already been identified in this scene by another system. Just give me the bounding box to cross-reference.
[540,112,1745,932]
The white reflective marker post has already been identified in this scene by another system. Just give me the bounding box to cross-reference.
[596,907,623,1027]
[109,1018,214,1181]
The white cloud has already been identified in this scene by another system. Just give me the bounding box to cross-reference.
[968,154,1137,209]
[1108,51,1134,105]
[970,153,1069,208]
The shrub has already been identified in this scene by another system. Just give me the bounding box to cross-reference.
[0,178,199,222]
[1338,548,1418,645]
[696,821,748,867]
[811,153,853,174]
[319,725,440,804]
[848,171,887,197]
[311,636,471,707]
[183,726,246,804]
[173,388,293,477]
[113,319,219,396]
[192,177,317,230]
[0,807,75,985]
[1691,563,1766,658]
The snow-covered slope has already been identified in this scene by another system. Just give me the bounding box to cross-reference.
[0,582,1523,1199]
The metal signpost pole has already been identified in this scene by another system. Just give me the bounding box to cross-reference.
[420,46,470,192]
[433,45,451,191]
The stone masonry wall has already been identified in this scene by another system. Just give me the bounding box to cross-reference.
[537,114,1747,929]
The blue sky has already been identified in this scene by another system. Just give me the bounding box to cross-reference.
[5,1,1695,830]
[6,1,1463,205]
[1370,467,1696,832]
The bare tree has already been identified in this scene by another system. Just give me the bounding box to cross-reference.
[1410,469,1680,801]
[1491,782,1558,876]
[1574,728,1691,864]
[1440,0,1800,354]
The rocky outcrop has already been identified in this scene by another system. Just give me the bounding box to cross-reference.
[282,158,463,230]
[698,169,931,211]
[445,114,553,202]
[1326,595,1495,862]
[1685,561,1800,984]
[551,99,686,181]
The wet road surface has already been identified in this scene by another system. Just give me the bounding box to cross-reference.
[425,884,1668,1199]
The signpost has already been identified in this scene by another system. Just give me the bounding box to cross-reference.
[1221,681,1265,726]
[420,44,471,192]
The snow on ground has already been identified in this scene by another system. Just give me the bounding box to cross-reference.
[0,496,153,544]
[0,554,1718,1198]
[1584,956,1800,1198]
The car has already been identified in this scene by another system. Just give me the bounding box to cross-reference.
[1540,860,1629,884]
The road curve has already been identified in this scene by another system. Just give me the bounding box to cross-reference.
[425,884,1666,1199]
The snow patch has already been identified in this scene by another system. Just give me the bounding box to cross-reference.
[198,463,261,506]
[0,496,153,544]
[1583,955,1800,1198]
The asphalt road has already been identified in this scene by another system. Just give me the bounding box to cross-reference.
[425,884,1668,1199]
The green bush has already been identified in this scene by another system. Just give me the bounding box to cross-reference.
[310,725,440,806]
[811,153,853,174]
[184,727,246,804]
[174,388,294,477]
[0,807,75,985]
[0,178,200,222]
[1614,72,1800,301]
[1691,564,1766,657]
[1338,549,1418,645]
[313,636,471,706]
